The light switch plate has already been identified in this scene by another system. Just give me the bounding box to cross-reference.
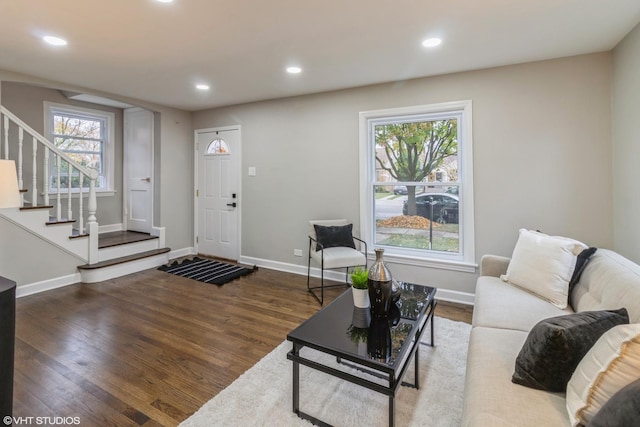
[248,166,256,176]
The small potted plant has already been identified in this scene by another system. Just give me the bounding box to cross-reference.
[350,267,370,308]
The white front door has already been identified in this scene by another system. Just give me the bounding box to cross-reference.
[196,127,240,260]
[124,108,154,233]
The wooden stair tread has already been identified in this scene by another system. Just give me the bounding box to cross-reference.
[78,248,171,270]
[69,232,89,239]
[20,204,53,211]
[46,217,76,225]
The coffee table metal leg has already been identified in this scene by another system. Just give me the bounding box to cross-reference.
[414,345,420,389]
[292,344,300,414]
[389,395,395,427]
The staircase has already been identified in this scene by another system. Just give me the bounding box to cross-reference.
[0,105,169,288]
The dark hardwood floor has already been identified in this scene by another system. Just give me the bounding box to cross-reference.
[13,264,472,426]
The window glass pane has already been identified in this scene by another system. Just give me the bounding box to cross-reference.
[206,139,230,154]
[54,115,102,139]
[54,137,102,152]
[49,108,109,191]
[374,119,457,185]
[65,152,102,173]
[374,185,460,253]
[373,117,460,254]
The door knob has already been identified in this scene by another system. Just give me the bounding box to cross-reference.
[226,202,237,208]
[141,177,151,182]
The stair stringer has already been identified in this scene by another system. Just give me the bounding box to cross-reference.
[0,207,88,262]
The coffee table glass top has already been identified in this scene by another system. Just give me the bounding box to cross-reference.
[287,282,436,371]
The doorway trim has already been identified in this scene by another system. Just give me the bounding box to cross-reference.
[193,125,242,259]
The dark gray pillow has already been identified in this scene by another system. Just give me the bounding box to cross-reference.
[588,378,640,427]
[512,308,629,392]
[314,224,356,251]
[569,247,597,295]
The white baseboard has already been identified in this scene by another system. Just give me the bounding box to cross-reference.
[239,255,475,306]
[16,249,475,305]
[99,223,124,233]
[16,273,81,298]
[169,247,196,260]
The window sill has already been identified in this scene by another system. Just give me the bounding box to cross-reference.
[367,250,478,273]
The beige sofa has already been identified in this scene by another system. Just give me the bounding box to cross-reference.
[461,248,640,426]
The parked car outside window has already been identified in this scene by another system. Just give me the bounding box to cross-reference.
[393,186,407,195]
[402,193,459,224]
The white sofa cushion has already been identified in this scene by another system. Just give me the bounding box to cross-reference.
[572,249,640,323]
[566,323,640,426]
[473,276,572,332]
[462,327,569,427]
[501,229,586,309]
[310,246,366,269]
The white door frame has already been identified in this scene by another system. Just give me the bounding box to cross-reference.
[123,107,154,233]
[193,125,242,258]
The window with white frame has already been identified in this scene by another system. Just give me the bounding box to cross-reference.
[359,101,475,271]
[45,103,114,192]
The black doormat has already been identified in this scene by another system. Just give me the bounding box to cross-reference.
[158,257,257,286]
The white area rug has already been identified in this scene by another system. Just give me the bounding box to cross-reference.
[180,317,471,427]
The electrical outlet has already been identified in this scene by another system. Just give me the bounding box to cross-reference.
[294,249,303,257]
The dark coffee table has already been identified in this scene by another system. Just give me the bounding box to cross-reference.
[287,282,437,427]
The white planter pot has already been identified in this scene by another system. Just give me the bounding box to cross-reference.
[351,287,370,308]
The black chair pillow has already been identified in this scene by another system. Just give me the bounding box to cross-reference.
[314,224,356,251]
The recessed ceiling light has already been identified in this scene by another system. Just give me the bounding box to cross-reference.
[286,66,302,74]
[195,84,210,91]
[43,35,68,46]
[156,0,174,3]
[422,38,442,48]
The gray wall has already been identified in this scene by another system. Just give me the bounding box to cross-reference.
[1,81,124,226]
[613,23,640,264]
[193,53,614,296]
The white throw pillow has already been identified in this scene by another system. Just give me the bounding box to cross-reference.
[501,229,586,309]
[566,324,640,427]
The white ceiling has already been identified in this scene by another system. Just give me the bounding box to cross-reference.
[1,0,639,111]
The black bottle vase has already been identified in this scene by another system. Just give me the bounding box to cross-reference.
[368,248,393,317]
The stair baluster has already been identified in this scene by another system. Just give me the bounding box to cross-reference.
[32,136,37,205]
[67,163,72,223]
[78,184,84,235]
[17,128,23,205]
[2,115,7,160]
[56,154,62,220]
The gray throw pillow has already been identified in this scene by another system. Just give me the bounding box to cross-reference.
[314,224,356,251]
[512,308,629,392]
[588,378,640,427]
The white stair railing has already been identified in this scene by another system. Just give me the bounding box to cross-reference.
[1,105,99,264]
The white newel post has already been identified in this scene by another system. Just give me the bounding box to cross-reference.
[3,116,8,160]
[18,128,23,190]
[87,171,99,264]
[18,128,23,205]
[43,147,49,206]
